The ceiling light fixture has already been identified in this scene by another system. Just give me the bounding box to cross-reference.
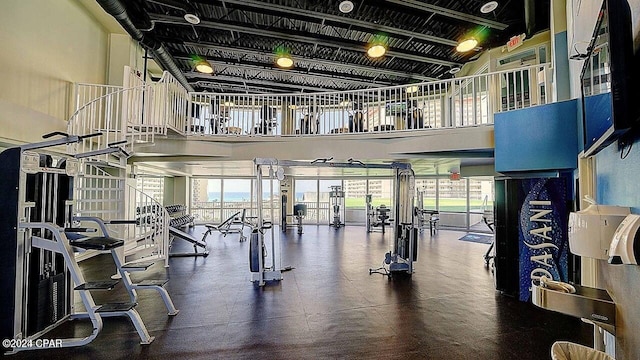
[367,44,386,58]
[276,54,294,68]
[339,1,355,13]
[194,57,213,74]
[449,67,461,74]
[480,1,499,14]
[184,13,201,25]
[456,38,478,52]
[406,85,420,94]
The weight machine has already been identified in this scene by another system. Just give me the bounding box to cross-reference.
[369,167,417,277]
[251,158,416,286]
[365,195,392,234]
[329,185,345,228]
[280,194,306,235]
[0,133,176,353]
[415,189,439,236]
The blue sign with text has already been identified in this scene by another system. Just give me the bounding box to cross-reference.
[518,178,570,302]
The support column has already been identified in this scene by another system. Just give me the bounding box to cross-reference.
[551,0,570,101]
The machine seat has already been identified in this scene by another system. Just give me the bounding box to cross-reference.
[70,236,124,250]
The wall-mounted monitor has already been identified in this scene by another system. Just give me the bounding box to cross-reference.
[580,0,638,157]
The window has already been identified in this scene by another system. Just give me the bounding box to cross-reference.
[368,179,394,209]
[344,179,367,209]
[191,178,221,223]
[136,177,164,205]
[415,179,436,210]
[295,179,318,223]
[438,179,467,213]
[319,180,342,224]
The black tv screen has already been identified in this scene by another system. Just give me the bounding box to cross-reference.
[580,0,636,157]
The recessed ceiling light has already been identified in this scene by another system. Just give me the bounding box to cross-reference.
[367,44,386,58]
[184,13,201,25]
[456,38,478,52]
[276,55,294,68]
[449,67,461,74]
[339,1,354,13]
[480,1,499,14]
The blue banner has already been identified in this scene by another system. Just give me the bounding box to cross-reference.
[518,178,570,302]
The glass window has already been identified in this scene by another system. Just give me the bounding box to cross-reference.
[469,178,494,232]
[261,178,280,222]
[415,179,436,211]
[368,179,394,209]
[295,179,318,223]
[438,178,467,213]
[222,179,252,221]
[319,180,342,225]
[344,179,367,209]
[136,177,164,205]
[191,178,221,223]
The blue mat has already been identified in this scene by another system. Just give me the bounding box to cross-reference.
[459,233,493,244]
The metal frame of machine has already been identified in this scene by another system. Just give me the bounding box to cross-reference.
[251,158,416,286]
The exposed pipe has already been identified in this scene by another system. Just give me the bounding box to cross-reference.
[524,0,536,37]
[96,0,194,91]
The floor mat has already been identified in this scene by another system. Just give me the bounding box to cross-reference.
[459,233,493,244]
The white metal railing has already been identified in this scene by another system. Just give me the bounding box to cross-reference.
[68,67,191,160]
[69,63,553,149]
[186,63,552,137]
[74,162,169,266]
[69,83,125,161]
[126,183,170,267]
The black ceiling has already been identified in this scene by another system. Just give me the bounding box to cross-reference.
[99,0,550,93]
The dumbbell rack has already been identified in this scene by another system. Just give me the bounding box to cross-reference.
[165,204,195,228]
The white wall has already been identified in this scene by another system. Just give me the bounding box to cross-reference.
[0,0,149,146]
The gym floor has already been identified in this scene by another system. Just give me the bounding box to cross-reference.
[12,226,592,359]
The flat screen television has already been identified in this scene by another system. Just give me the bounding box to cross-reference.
[580,0,637,157]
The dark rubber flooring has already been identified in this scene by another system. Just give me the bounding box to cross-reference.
[11,226,592,359]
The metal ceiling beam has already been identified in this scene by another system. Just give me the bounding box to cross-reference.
[186,72,338,92]
[193,82,281,94]
[183,42,437,81]
[202,0,459,47]
[150,14,461,67]
[174,55,391,87]
[385,0,508,30]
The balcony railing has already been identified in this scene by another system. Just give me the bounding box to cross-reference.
[186,63,552,137]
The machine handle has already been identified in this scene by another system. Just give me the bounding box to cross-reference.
[64,227,97,233]
[42,131,69,139]
[106,219,139,225]
[261,221,273,230]
[78,132,102,140]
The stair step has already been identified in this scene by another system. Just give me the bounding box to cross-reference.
[96,302,137,313]
[121,261,155,271]
[70,236,124,250]
[75,280,119,290]
[134,279,169,287]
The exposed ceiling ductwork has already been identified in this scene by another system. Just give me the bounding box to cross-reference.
[96,0,550,93]
[96,0,194,91]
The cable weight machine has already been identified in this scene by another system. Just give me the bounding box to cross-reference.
[329,185,345,228]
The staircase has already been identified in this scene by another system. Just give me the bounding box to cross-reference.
[67,66,187,267]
